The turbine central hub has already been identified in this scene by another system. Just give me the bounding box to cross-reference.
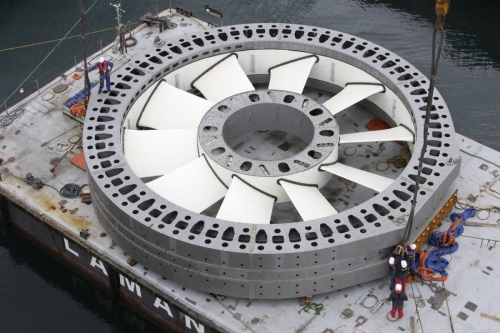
[198,90,339,177]
[224,103,314,161]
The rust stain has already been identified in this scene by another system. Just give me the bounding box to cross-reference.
[64,214,91,231]
[40,198,92,232]
[58,200,67,209]
[487,178,500,199]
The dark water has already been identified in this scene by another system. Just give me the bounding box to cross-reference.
[0,0,499,332]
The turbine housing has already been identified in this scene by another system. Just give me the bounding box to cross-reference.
[83,23,459,299]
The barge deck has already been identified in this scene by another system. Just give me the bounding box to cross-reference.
[0,7,499,333]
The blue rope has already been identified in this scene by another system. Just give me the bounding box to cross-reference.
[417,207,476,277]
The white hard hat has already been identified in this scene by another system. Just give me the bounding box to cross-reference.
[395,284,402,291]
[388,257,395,265]
[401,260,407,269]
[99,57,105,63]
[410,244,416,250]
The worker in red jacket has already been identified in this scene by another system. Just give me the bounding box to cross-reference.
[89,57,114,94]
[387,284,408,319]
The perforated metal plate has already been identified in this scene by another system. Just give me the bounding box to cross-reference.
[198,89,338,177]
[83,23,460,299]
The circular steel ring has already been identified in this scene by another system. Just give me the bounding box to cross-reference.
[83,23,459,299]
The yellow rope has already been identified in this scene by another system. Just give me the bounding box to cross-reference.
[0,22,140,53]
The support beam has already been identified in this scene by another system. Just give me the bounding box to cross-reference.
[124,129,198,178]
[192,54,254,102]
[322,83,384,116]
[339,126,414,144]
[217,176,274,224]
[280,180,338,220]
[321,163,393,193]
[268,55,317,94]
[138,82,213,130]
[147,157,227,213]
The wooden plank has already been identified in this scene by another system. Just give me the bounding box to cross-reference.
[481,313,500,323]
[464,221,500,228]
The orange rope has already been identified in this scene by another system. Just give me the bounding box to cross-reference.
[449,215,463,232]
[407,218,463,284]
[408,250,448,283]
[439,230,456,247]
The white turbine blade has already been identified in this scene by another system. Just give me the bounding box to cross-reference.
[280,181,337,220]
[216,177,274,224]
[322,84,384,115]
[321,163,393,193]
[268,56,317,94]
[147,157,227,213]
[124,129,198,178]
[193,54,254,102]
[138,81,213,130]
[340,126,413,144]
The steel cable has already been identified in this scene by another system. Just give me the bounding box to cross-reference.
[0,26,129,53]
[0,0,100,112]
[410,283,426,333]
[403,27,446,244]
[0,107,24,129]
[437,245,456,333]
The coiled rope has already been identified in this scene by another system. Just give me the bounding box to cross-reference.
[59,183,82,199]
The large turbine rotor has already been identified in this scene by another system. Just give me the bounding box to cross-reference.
[83,23,459,299]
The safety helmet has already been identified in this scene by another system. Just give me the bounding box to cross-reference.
[388,257,395,265]
[395,284,402,292]
[401,260,407,268]
[409,244,416,250]
[99,57,105,63]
